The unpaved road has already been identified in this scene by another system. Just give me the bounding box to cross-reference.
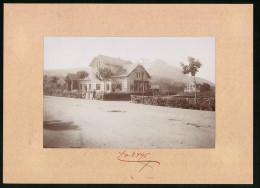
[43,96,215,148]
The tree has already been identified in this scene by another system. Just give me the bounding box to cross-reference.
[52,76,59,84]
[43,75,48,87]
[180,56,202,104]
[202,83,211,92]
[57,78,66,89]
[77,71,89,79]
[99,68,112,93]
[64,75,70,83]
[51,76,60,89]
[197,83,211,92]
[201,83,211,92]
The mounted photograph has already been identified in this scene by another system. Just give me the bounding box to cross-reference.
[43,37,215,148]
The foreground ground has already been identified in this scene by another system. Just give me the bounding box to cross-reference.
[43,96,215,148]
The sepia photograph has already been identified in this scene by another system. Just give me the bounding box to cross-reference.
[43,37,215,148]
[4,3,253,184]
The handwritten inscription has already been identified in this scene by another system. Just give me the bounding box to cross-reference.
[116,150,159,179]
[117,150,160,165]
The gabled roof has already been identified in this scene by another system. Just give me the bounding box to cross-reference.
[67,73,78,80]
[150,85,160,89]
[79,77,91,81]
[67,73,91,81]
[89,55,132,67]
[89,55,151,78]
[112,64,151,78]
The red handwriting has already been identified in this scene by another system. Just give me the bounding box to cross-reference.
[117,150,160,165]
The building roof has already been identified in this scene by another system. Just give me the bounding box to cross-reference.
[89,55,151,78]
[67,73,91,81]
[67,73,78,80]
[89,55,132,67]
[150,85,160,89]
[79,78,91,81]
[112,64,151,78]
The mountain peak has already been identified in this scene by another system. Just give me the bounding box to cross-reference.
[139,59,214,86]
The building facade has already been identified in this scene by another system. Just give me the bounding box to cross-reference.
[66,55,151,93]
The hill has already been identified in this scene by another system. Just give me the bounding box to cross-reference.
[44,67,92,77]
[142,59,215,86]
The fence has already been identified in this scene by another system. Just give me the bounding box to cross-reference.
[44,88,104,100]
[44,88,84,99]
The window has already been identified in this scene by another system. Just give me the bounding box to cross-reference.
[96,84,100,90]
[106,84,109,91]
[118,84,122,91]
[137,72,143,78]
[145,83,148,91]
[89,84,91,90]
[96,71,99,77]
[136,72,138,78]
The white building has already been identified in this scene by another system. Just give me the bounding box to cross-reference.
[66,55,151,93]
[184,81,200,93]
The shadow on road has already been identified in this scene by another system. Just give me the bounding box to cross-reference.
[43,120,80,131]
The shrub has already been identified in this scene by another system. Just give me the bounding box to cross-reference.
[43,88,84,99]
[131,95,215,111]
[95,92,104,100]
[102,92,153,101]
[178,91,215,98]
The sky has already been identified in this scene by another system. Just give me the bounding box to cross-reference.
[44,37,215,83]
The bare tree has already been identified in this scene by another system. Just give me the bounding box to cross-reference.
[180,56,202,105]
[99,68,112,93]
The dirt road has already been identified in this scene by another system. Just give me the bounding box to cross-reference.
[43,96,215,148]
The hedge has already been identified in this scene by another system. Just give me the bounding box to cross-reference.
[44,88,84,99]
[131,96,215,111]
[43,88,153,101]
[43,88,215,111]
[102,92,154,101]
[178,91,215,98]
